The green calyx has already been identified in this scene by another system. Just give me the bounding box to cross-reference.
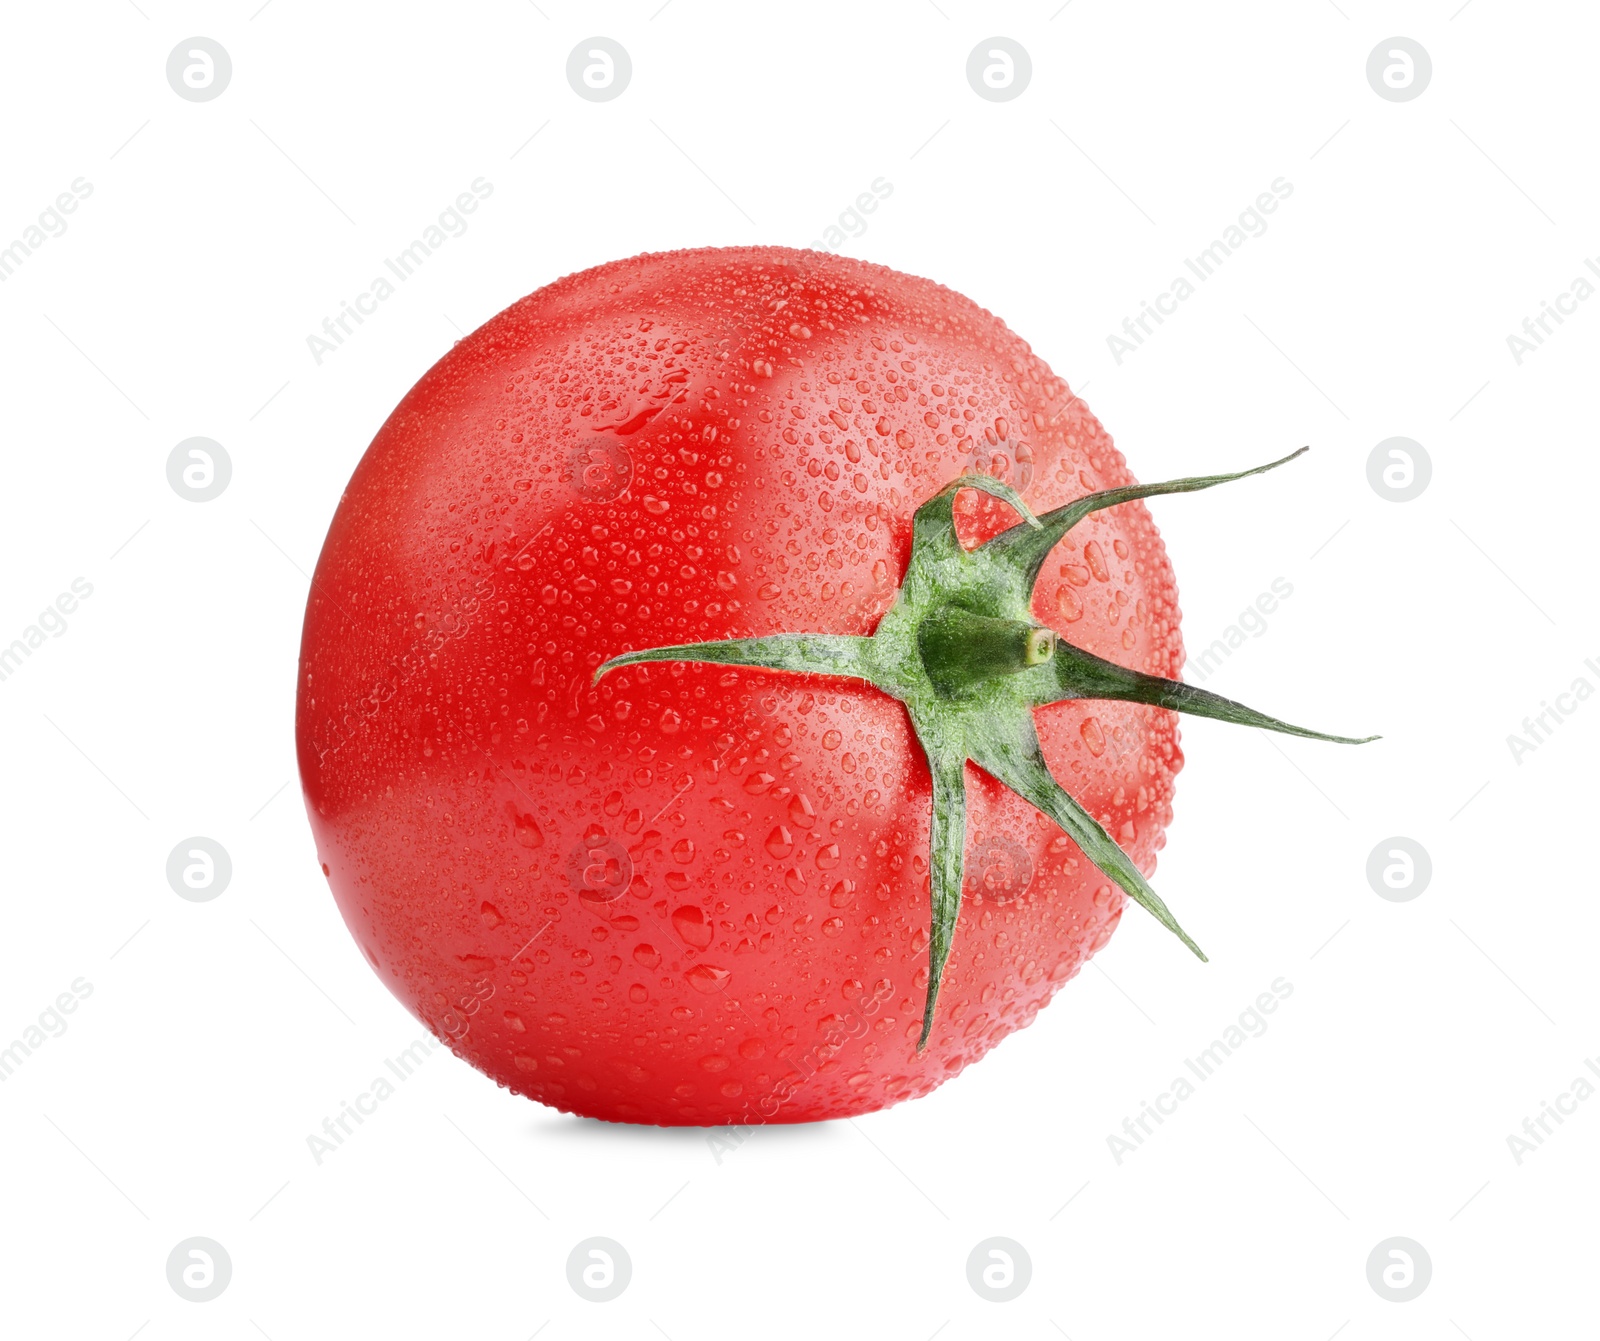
[595,447,1377,1050]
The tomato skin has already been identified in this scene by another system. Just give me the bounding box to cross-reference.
[296,247,1186,1124]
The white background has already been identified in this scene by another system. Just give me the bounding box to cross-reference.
[1,2,1594,1337]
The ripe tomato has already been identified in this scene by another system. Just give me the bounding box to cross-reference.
[297,247,1349,1124]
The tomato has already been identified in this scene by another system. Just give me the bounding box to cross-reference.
[296,246,1365,1124]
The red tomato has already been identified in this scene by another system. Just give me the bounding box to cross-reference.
[297,247,1197,1125]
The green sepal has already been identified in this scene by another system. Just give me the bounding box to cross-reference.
[912,735,969,1051]
[910,471,1041,562]
[1026,640,1379,744]
[967,716,1207,963]
[594,633,876,686]
[982,447,1309,596]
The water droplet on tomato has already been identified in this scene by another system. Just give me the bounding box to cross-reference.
[686,963,731,993]
[509,807,544,848]
[671,905,713,948]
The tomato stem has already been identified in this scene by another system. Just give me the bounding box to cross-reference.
[917,607,1055,698]
[594,450,1377,1051]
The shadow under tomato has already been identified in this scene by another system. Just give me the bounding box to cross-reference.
[523,1111,851,1148]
